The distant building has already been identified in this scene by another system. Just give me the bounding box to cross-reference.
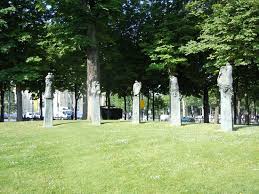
[17,89,84,118]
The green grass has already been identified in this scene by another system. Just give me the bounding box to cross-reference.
[0,121,258,194]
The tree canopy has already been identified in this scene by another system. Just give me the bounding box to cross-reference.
[0,0,258,121]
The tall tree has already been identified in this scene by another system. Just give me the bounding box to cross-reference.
[46,0,122,120]
[183,0,259,124]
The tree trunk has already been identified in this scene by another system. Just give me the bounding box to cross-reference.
[0,86,4,122]
[82,92,87,120]
[191,106,194,117]
[16,84,23,121]
[152,91,155,121]
[233,92,237,125]
[214,105,219,124]
[74,99,78,120]
[87,22,99,121]
[39,92,43,120]
[254,99,258,124]
[233,79,238,124]
[214,91,220,124]
[182,98,186,117]
[107,91,111,120]
[146,93,150,121]
[123,96,127,120]
[74,85,78,120]
[237,98,241,124]
[203,86,209,123]
[8,88,11,121]
[245,94,250,125]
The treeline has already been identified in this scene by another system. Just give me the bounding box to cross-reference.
[0,0,258,123]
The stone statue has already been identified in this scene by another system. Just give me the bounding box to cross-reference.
[132,80,141,123]
[91,81,101,96]
[44,73,54,128]
[169,75,181,126]
[133,81,142,96]
[170,76,179,97]
[90,80,101,125]
[217,63,233,94]
[45,73,54,99]
[217,63,233,132]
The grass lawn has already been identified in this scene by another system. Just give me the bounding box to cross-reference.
[0,121,258,194]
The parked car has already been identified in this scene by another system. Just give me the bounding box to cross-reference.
[160,114,170,121]
[59,110,73,120]
[181,116,195,123]
[25,112,34,119]
[55,107,73,120]
[33,112,41,119]
[4,113,8,119]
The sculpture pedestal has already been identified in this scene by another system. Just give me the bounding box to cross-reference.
[132,95,140,124]
[92,95,101,125]
[43,98,53,128]
[220,90,233,132]
[170,92,181,126]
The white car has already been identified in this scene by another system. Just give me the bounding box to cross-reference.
[56,110,73,120]
[160,114,169,121]
[25,112,34,119]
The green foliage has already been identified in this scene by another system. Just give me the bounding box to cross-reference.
[0,0,50,90]
[147,40,187,73]
[184,95,203,107]
[183,0,259,68]
[0,0,258,110]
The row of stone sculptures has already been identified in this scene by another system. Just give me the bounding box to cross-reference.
[43,63,233,132]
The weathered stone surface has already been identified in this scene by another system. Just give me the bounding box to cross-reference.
[90,81,101,125]
[44,73,54,128]
[132,81,141,124]
[44,99,53,128]
[217,63,233,132]
[169,76,181,126]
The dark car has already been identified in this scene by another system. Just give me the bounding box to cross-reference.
[4,113,8,119]
[181,117,195,123]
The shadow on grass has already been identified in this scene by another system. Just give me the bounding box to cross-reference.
[101,121,201,125]
[101,120,129,125]
[233,124,259,131]
[181,122,199,126]
[54,120,88,127]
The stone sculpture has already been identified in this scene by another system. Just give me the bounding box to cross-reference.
[90,81,101,125]
[169,76,181,126]
[132,81,141,124]
[217,63,233,131]
[43,73,54,128]
[133,81,142,96]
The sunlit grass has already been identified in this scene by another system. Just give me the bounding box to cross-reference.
[0,121,258,193]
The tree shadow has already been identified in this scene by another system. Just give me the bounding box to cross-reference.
[54,121,84,127]
[233,124,259,131]
[181,122,199,126]
[101,120,129,125]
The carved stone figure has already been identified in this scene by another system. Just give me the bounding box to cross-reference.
[132,81,141,124]
[91,81,101,96]
[217,63,233,94]
[133,81,142,96]
[170,76,179,97]
[43,73,54,128]
[45,73,54,99]
[169,75,181,126]
[217,63,233,132]
[91,81,101,125]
